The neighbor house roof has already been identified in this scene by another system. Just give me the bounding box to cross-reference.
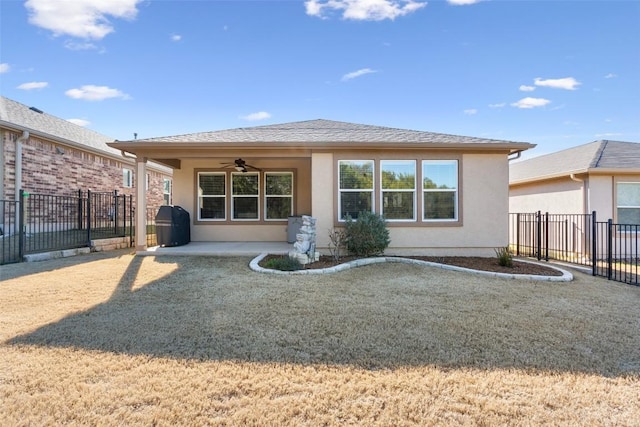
[0,96,170,173]
[510,140,640,185]
[124,119,533,147]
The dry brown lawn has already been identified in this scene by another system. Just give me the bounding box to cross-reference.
[1,249,639,426]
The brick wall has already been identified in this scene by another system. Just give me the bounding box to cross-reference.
[2,129,171,211]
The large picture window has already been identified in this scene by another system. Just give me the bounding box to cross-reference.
[381,160,416,221]
[198,173,226,220]
[232,173,259,220]
[265,172,293,220]
[617,182,640,225]
[423,160,458,221]
[339,160,374,220]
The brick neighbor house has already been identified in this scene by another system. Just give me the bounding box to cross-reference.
[0,96,172,210]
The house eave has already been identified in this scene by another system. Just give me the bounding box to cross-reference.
[108,140,535,155]
[509,167,640,186]
[1,121,172,174]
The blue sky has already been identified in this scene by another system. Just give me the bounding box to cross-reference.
[1,0,638,159]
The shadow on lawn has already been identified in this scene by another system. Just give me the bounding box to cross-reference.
[7,255,640,377]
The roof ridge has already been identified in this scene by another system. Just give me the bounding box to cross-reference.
[590,140,609,168]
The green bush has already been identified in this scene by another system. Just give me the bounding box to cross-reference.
[263,256,303,271]
[344,211,390,257]
[495,246,513,267]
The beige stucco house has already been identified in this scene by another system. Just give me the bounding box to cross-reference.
[509,140,640,223]
[109,119,534,256]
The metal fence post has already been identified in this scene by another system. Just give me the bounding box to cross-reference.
[86,189,92,246]
[607,218,613,280]
[516,213,521,256]
[536,210,542,261]
[591,211,597,276]
[545,212,549,261]
[18,189,25,261]
[113,189,119,235]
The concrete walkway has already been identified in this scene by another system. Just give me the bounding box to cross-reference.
[138,241,292,257]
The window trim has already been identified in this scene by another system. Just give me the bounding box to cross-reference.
[333,155,463,227]
[264,172,294,221]
[422,159,459,222]
[337,159,375,222]
[380,160,416,222]
[197,172,227,221]
[231,172,260,221]
[122,168,133,188]
[616,181,640,226]
[163,178,172,205]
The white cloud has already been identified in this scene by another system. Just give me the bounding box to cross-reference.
[604,73,617,79]
[65,85,130,101]
[67,118,91,127]
[447,0,481,5]
[240,111,271,121]
[511,97,551,109]
[519,85,535,92]
[17,81,49,90]
[342,68,378,81]
[0,63,9,73]
[305,0,426,21]
[171,34,182,42]
[534,77,581,90]
[25,0,141,40]
[64,40,99,50]
[488,103,506,108]
[464,109,477,115]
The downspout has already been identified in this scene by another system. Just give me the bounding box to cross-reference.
[16,130,29,201]
[508,150,522,162]
[570,173,589,215]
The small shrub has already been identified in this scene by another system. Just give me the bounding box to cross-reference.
[344,211,390,257]
[264,256,303,271]
[495,246,513,267]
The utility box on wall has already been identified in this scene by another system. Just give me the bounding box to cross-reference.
[287,215,304,243]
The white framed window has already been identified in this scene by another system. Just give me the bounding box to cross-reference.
[422,160,458,221]
[198,172,226,220]
[163,178,172,205]
[265,172,293,220]
[617,182,640,225]
[381,160,416,221]
[232,172,259,220]
[122,168,133,188]
[338,160,374,221]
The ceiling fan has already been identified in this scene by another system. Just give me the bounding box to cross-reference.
[220,158,261,173]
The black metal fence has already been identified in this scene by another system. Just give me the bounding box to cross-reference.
[146,207,157,248]
[510,211,638,286]
[1,190,133,265]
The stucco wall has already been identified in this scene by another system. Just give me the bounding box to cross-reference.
[172,152,512,256]
[173,157,312,242]
[509,177,585,214]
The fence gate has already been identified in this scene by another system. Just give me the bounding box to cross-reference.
[510,211,638,286]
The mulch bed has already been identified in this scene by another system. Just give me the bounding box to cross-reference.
[259,254,564,276]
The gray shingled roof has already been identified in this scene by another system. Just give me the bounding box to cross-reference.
[0,96,170,172]
[510,140,640,183]
[128,119,529,145]
[0,96,122,156]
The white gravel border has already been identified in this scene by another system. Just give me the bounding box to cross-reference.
[249,254,573,281]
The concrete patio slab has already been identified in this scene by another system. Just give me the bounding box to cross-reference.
[138,241,291,257]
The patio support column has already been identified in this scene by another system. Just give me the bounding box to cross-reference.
[135,156,148,251]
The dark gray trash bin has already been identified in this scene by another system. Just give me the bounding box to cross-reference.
[156,205,191,247]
